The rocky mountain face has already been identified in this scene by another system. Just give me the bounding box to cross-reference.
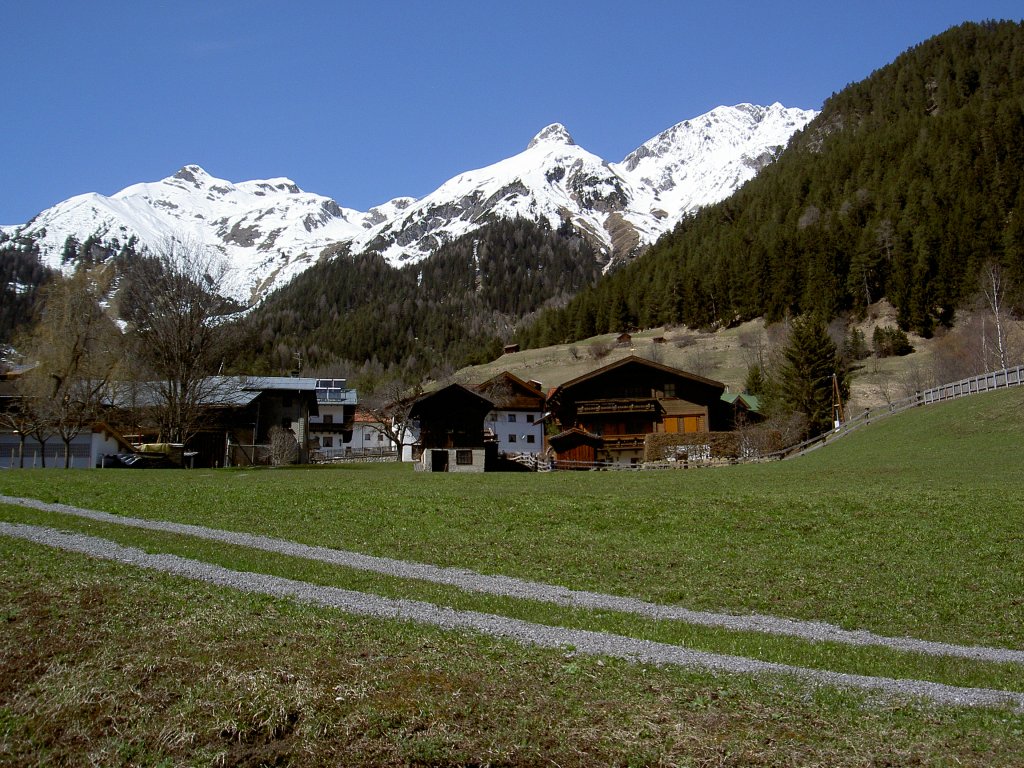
[3,103,815,304]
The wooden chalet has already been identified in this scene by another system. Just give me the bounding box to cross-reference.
[545,356,730,466]
[409,383,495,472]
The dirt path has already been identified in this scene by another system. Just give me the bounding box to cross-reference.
[2,519,1023,712]
[2,493,1021,665]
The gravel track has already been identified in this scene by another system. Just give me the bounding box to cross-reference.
[2,493,1022,666]
[2,519,1023,712]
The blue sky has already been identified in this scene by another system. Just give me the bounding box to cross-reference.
[2,1,1022,225]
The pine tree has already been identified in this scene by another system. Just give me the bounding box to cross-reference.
[778,315,848,437]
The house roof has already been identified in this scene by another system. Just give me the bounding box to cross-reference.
[108,376,321,409]
[409,383,494,419]
[354,408,386,424]
[721,392,762,412]
[475,371,545,410]
[551,355,726,399]
[548,427,603,449]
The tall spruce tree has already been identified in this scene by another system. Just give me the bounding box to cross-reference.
[778,315,848,437]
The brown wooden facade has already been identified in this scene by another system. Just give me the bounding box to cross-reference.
[409,383,496,472]
[546,356,729,465]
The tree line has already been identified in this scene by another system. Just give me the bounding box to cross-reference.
[233,217,600,383]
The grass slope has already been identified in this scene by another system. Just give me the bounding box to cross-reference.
[4,539,1024,767]
[2,388,1024,763]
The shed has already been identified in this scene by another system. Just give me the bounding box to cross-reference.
[548,428,603,468]
[409,383,495,472]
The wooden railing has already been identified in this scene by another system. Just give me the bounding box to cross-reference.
[576,399,658,415]
[921,364,1024,404]
[600,434,647,449]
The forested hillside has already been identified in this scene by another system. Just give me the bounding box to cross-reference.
[0,232,51,347]
[235,218,599,379]
[518,21,1024,349]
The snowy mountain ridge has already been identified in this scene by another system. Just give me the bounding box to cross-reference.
[4,103,816,303]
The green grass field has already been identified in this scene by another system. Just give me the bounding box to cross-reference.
[2,387,1024,765]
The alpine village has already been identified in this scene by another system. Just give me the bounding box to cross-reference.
[5,17,1024,767]
[3,22,1022,472]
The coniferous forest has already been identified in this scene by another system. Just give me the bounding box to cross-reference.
[0,232,52,346]
[517,21,1024,348]
[233,218,599,380]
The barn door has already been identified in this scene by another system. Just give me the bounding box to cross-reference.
[431,449,449,472]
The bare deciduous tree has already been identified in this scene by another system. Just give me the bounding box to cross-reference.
[0,381,50,467]
[737,327,769,371]
[267,425,299,466]
[980,260,1011,370]
[683,344,718,379]
[361,378,424,462]
[120,237,236,444]
[15,268,121,467]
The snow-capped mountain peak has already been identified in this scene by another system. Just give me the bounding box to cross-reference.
[6,103,817,302]
[528,123,576,149]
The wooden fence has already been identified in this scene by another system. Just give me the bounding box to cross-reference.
[921,364,1024,404]
[777,363,1024,460]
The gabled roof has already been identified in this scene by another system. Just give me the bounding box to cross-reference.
[551,355,725,399]
[353,408,386,424]
[477,370,543,395]
[475,371,545,410]
[721,392,762,412]
[548,427,603,449]
[409,383,494,419]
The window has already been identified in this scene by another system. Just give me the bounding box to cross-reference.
[663,382,676,398]
[508,434,517,443]
[526,414,534,423]
[456,450,473,465]
[526,434,536,444]
[378,434,383,441]
[323,437,333,448]
[323,414,333,424]
[508,414,517,423]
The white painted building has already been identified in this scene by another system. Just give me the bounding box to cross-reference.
[476,372,546,456]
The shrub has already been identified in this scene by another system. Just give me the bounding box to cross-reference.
[873,326,914,357]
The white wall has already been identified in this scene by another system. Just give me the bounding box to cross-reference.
[484,409,544,455]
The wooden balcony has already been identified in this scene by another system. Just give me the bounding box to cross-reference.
[576,399,658,416]
[601,434,647,450]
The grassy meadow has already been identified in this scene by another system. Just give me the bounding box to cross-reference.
[2,387,1024,765]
